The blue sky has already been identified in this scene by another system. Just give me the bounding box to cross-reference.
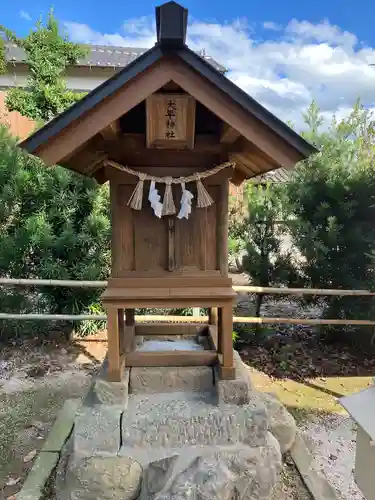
[2,0,375,127]
[1,0,374,44]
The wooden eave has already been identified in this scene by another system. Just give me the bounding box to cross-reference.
[19,44,317,184]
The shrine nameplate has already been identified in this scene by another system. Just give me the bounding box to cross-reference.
[146,93,196,149]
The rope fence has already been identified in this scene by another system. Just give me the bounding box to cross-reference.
[0,278,374,326]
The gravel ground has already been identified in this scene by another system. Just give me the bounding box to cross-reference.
[271,453,312,500]
[229,275,370,500]
[300,414,364,500]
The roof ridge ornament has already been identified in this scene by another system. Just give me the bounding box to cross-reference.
[155,1,188,48]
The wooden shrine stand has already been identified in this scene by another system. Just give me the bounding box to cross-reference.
[102,278,236,381]
[101,163,238,382]
[19,1,315,388]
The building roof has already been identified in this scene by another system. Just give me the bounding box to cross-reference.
[251,168,291,183]
[4,42,227,73]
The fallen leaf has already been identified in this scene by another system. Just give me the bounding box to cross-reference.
[23,449,37,463]
[5,477,20,486]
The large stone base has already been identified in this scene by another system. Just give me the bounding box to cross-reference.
[216,350,253,406]
[57,347,297,500]
[83,347,251,408]
[83,358,130,407]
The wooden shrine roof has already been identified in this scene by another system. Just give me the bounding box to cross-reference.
[19,2,317,184]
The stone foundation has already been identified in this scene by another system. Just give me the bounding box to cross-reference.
[216,350,253,405]
[130,365,214,394]
[57,346,297,500]
[83,358,130,407]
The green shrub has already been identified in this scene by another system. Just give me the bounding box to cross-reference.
[0,126,111,340]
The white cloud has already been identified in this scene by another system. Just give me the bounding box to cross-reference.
[64,17,155,48]
[263,22,282,31]
[19,10,32,21]
[285,19,358,49]
[64,16,375,131]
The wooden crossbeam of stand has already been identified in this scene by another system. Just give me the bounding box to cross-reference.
[125,350,218,367]
[136,323,203,336]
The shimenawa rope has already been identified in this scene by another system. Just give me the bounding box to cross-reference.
[104,160,234,218]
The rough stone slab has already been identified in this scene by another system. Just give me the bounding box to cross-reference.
[142,455,179,495]
[291,431,339,500]
[42,399,80,453]
[83,358,129,407]
[65,456,142,500]
[130,365,214,394]
[139,434,282,500]
[17,451,59,500]
[121,397,267,449]
[216,350,253,405]
[74,405,123,455]
[249,391,297,453]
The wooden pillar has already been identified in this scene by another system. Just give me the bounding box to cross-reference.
[218,303,235,380]
[125,309,135,326]
[118,309,125,354]
[217,307,223,353]
[217,180,229,277]
[125,308,136,351]
[208,307,218,325]
[107,307,122,381]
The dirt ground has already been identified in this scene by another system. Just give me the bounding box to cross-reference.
[0,338,104,499]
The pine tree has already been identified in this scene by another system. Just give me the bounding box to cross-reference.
[239,183,298,315]
[288,102,375,346]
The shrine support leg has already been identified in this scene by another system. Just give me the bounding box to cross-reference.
[125,309,136,351]
[218,304,235,380]
[208,307,218,326]
[106,307,123,382]
[118,309,125,355]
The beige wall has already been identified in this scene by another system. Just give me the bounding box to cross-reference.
[0,91,35,139]
[0,64,120,92]
[0,64,122,139]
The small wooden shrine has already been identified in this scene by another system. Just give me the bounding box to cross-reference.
[19,1,315,382]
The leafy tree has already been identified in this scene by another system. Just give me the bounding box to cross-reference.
[228,192,247,271]
[0,11,87,121]
[288,101,375,345]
